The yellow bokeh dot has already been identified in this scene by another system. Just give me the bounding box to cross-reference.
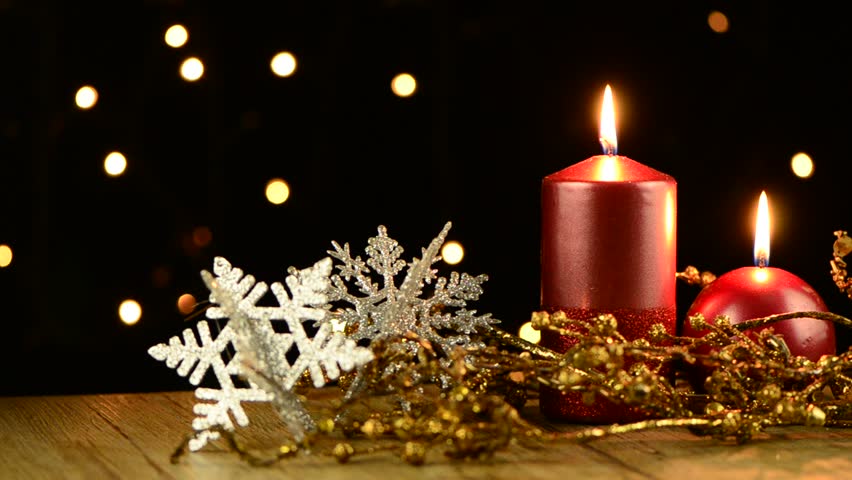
[708,11,729,33]
[791,152,814,178]
[165,24,189,48]
[0,244,12,268]
[104,151,127,176]
[441,241,464,265]
[271,51,297,77]
[180,57,204,81]
[265,178,290,205]
[75,86,98,109]
[518,322,541,344]
[391,73,417,97]
[119,299,142,325]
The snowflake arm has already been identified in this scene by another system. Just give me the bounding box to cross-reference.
[324,221,499,355]
[148,320,271,451]
[201,256,372,440]
[327,241,380,297]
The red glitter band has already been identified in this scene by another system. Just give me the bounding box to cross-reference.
[539,306,676,423]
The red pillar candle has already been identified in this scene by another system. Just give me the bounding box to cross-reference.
[682,191,835,366]
[540,85,677,422]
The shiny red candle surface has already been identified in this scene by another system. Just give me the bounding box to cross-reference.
[540,86,678,423]
[683,191,836,369]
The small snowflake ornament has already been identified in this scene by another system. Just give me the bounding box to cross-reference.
[149,256,374,450]
[325,221,498,359]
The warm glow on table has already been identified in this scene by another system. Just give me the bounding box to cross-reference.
[4,391,852,478]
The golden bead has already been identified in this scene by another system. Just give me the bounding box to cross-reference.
[393,416,415,435]
[806,405,826,427]
[714,315,731,328]
[332,443,354,463]
[402,441,426,465]
[689,313,707,331]
[361,418,385,438]
[757,384,782,403]
[318,418,335,433]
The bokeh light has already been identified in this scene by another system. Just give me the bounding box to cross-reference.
[518,322,541,344]
[708,11,729,33]
[0,244,12,268]
[75,86,98,109]
[441,241,464,265]
[192,226,213,248]
[104,151,127,177]
[791,152,814,178]
[119,299,142,325]
[180,57,204,81]
[270,51,297,77]
[391,73,417,97]
[177,293,197,315]
[151,265,172,288]
[265,178,290,205]
[165,24,189,48]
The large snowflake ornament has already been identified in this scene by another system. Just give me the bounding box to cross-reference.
[325,221,498,357]
[149,256,374,450]
[148,321,271,451]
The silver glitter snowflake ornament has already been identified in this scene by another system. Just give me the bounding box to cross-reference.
[149,256,374,450]
[147,321,271,451]
[325,221,498,358]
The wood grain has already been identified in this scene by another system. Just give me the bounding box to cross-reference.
[2,390,852,479]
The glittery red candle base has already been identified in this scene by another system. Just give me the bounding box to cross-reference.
[539,306,676,423]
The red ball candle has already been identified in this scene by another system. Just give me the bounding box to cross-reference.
[540,85,677,423]
[683,191,836,363]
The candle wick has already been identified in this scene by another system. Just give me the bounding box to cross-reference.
[599,137,617,156]
[756,254,768,268]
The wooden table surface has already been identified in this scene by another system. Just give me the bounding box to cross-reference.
[2,390,852,479]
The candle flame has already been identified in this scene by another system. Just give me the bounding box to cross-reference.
[599,85,617,156]
[754,190,770,267]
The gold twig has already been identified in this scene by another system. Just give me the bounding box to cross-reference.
[831,230,852,299]
[676,266,717,287]
[733,311,852,332]
[573,418,714,442]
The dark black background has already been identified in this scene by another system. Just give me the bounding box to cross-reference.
[2,0,850,396]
